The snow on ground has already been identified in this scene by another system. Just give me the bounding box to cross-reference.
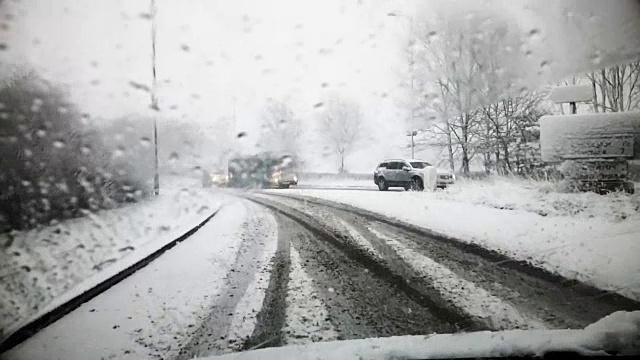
[208,310,640,359]
[368,226,547,331]
[297,175,374,189]
[283,247,338,345]
[225,207,279,351]
[5,199,278,360]
[0,175,226,339]
[272,175,640,300]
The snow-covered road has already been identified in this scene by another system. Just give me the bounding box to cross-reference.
[4,189,640,359]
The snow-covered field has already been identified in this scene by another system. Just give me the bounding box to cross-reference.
[274,175,640,300]
[0,176,227,339]
[297,174,374,189]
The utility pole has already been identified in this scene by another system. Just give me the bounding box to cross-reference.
[151,0,160,195]
[388,12,417,158]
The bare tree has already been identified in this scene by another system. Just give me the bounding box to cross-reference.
[411,15,516,174]
[259,99,301,157]
[319,96,363,173]
[587,61,640,113]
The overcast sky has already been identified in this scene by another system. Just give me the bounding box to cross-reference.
[2,0,639,172]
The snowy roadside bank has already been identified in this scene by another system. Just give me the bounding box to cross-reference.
[274,176,640,300]
[0,176,227,339]
[6,199,280,360]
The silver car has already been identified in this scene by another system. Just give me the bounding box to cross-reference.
[373,159,430,191]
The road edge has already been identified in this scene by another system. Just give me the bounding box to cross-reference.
[0,207,222,354]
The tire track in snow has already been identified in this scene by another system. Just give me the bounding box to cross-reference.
[335,219,382,260]
[367,226,548,330]
[282,246,338,345]
[225,206,280,350]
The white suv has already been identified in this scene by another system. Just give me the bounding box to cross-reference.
[373,159,454,191]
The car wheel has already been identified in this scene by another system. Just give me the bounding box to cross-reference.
[280,184,290,189]
[378,178,388,191]
[410,177,424,191]
[403,184,411,191]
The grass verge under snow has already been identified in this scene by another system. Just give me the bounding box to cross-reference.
[281,175,640,300]
[0,176,225,338]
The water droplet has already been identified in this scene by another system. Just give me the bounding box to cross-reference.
[313,102,324,108]
[180,44,190,52]
[113,147,125,158]
[53,140,66,149]
[140,137,151,147]
[528,28,541,39]
[23,149,33,158]
[169,151,179,162]
[426,31,438,41]
[589,52,601,65]
[236,132,247,138]
[321,82,329,88]
[525,50,533,58]
[36,129,46,137]
[540,60,550,70]
[81,145,91,155]
[0,43,7,51]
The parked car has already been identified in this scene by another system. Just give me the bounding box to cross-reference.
[436,168,456,189]
[373,159,439,191]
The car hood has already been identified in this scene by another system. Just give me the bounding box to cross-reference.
[204,311,639,359]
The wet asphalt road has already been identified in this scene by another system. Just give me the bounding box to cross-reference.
[177,192,640,358]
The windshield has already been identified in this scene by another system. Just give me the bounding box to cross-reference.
[2,1,640,359]
[410,162,431,169]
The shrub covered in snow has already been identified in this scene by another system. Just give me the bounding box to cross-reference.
[0,72,153,232]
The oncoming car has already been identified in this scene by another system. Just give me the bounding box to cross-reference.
[267,168,298,189]
[202,169,229,188]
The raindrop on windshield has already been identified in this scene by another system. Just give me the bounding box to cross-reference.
[236,132,247,138]
[52,140,66,149]
[169,151,180,163]
[140,137,152,147]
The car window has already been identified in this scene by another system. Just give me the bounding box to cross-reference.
[410,162,431,169]
[377,162,388,169]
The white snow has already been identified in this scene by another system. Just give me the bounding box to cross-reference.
[225,207,279,350]
[268,175,640,300]
[283,246,338,345]
[0,176,229,339]
[206,310,640,360]
[5,199,277,360]
[336,219,383,259]
[540,111,640,162]
[548,84,593,104]
[367,226,547,331]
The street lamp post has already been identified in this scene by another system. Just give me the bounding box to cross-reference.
[407,130,417,158]
[388,12,417,159]
[151,0,160,195]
